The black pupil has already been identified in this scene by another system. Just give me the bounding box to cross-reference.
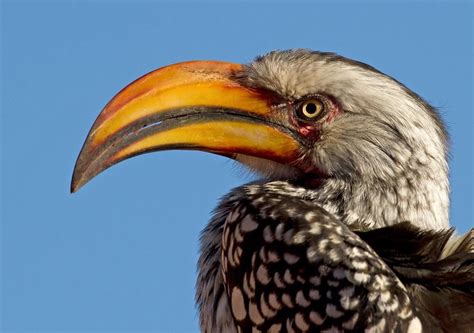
[306,102,317,114]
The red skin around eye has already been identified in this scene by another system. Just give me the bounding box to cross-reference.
[298,123,321,139]
[291,96,341,140]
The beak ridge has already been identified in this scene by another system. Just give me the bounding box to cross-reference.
[71,61,301,192]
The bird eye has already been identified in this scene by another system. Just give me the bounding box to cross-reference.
[299,99,324,120]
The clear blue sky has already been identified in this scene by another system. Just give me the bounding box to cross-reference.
[1,1,472,332]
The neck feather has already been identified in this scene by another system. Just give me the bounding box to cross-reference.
[312,157,450,230]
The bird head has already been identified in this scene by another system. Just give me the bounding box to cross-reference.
[71,50,449,229]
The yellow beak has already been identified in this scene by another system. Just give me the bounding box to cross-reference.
[71,61,304,192]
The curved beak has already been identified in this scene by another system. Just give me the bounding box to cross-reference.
[71,61,303,192]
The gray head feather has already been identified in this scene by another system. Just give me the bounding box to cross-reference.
[238,49,450,229]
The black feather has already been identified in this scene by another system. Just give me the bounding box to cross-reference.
[358,223,474,332]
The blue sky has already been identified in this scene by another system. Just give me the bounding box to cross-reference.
[1,1,472,332]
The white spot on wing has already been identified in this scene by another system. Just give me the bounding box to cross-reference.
[284,252,300,264]
[286,318,296,333]
[309,311,325,325]
[326,304,343,318]
[256,264,271,285]
[283,269,295,284]
[333,267,346,280]
[309,276,321,286]
[407,317,423,333]
[309,289,320,300]
[249,302,264,325]
[263,225,274,242]
[275,223,285,240]
[353,260,368,270]
[295,312,310,331]
[268,323,282,333]
[296,290,311,307]
[354,271,370,284]
[282,293,294,308]
[259,293,277,318]
[231,287,247,321]
[268,293,281,310]
[267,250,280,262]
[274,272,285,288]
[240,215,258,232]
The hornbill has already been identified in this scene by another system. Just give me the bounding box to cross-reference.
[71,50,473,332]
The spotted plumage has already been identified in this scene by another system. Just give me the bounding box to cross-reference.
[222,187,420,332]
[198,183,473,332]
[72,49,474,332]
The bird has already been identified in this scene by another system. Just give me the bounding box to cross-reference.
[71,50,473,332]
